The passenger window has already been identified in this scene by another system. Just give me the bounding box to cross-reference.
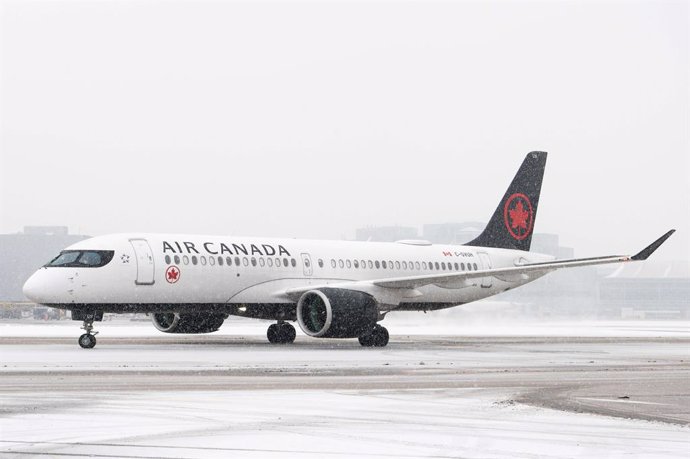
[467,263,471,271]
[165,255,171,264]
[259,258,265,267]
[361,259,366,268]
[242,257,248,266]
[435,262,440,270]
[395,261,401,269]
[441,262,446,270]
[250,257,256,267]
[218,256,223,266]
[175,255,181,265]
[374,260,380,269]
[346,260,352,268]
[235,257,240,266]
[429,261,434,270]
[368,260,373,269]
[226,256,232,266]
[276,257,281,266]
[209,256,215,266]
[381,261,386,269]
[201,256,207,266]
[402,261,407,269]
[454,262,459,270]
[291,258,296,267]
[331,259,336,268]
[268,258,274,267]
[183,255,189,265]
[353,260,359,268]
[415,261,420,270]
[283,258,289,267]
[339,259,344,268]
[474,263,478,270]
[318,259,323,268]
[422,262,427,270]
[192,256,198,265]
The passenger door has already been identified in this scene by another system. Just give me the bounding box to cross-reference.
[130,239,155,285]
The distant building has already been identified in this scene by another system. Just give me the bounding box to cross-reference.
[599,261,690,319]
[422,222,484,245]
[355,226,418,242]
[0,226,90,301]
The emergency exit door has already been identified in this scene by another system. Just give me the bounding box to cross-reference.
[130,239,155,285]
[301,253,313,276]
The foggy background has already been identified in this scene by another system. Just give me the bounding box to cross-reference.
[1,0,688,261]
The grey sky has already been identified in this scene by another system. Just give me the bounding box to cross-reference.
[1,0,688,261]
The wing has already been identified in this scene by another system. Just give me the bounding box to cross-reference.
[281,230,675,304]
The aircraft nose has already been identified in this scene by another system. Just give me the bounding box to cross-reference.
[23,270,46,303]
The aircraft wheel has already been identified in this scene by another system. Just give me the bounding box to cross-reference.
[78,333,96,349]
[267,323,296,344]
[373,325,389,347]
[280,323,296,343]
[267,324,280,344]
[358,333,374,347]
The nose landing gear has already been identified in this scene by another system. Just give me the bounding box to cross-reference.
[78,316,99,349]
[267,321,296,344]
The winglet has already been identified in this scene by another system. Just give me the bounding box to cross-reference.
[631,230,676,261]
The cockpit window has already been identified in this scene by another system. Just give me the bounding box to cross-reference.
[46,250,115,268]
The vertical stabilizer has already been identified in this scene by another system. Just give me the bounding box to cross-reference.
[466,151,547,251]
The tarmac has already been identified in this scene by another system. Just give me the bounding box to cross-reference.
[1,320,689,458]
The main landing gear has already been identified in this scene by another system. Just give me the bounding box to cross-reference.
[78,317,98,349]
[358,324,389,347]
[267,321,296,344]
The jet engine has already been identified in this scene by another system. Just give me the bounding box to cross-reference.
[151,312,225,334]
[296,288,378,338]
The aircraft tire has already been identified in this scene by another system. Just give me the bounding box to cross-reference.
[373,325,389,347]
[78,333,96,349]
[358,334,374,347]
[281,323,297,343]
[267,323,296,344]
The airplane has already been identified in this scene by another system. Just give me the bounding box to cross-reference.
[22,152,675,348]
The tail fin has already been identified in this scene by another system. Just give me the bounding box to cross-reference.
[466,151,547,251]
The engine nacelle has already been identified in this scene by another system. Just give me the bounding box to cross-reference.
[296,288,378,338]
[151,312,225,334]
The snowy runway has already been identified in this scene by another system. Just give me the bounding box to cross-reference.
[1,320,689,458]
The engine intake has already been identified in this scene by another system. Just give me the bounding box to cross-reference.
[151,312,225,334]
[296,288,378,338]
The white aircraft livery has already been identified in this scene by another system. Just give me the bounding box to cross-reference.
[23,152,675,348]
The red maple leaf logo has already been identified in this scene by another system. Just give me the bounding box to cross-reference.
[508,201,529,230]
[166,266,180,283]
[503,193,534,241]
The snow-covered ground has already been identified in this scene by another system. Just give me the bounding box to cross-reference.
[3,388,688,459]
[1,319,688,458]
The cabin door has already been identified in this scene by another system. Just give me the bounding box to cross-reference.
[301,253,313,277]
[477,252,492,288]
[130,239,155,285]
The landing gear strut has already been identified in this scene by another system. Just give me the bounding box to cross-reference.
[267,322,296,344]
[78,317,98,349]
[358,324,389,347]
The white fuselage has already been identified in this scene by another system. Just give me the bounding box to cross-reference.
[23,233,553,314]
